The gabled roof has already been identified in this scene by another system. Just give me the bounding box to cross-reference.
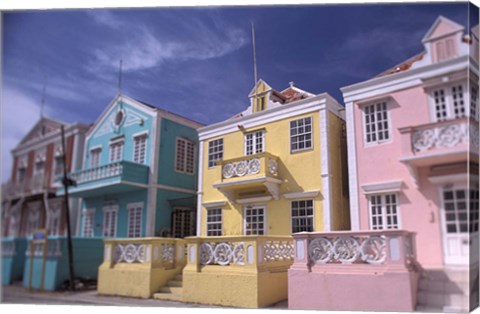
[280,82,315,103]
[18,117,67,146]
[248,79,272,97]
[375,51,426,78]
[422,16,464,43]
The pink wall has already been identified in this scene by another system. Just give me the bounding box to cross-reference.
[352,85,455,268]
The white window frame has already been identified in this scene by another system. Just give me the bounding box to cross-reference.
[109,140,124,163]
[208,138,223,168]
[290,117,313,153]
[368,193,401,230]
[133,133,148,164]
[428,82,469,122]
[439,184,478,235]
[243,205,266,235]
[82,209,96,238]
[206,208,222,236]
[291,199,315,234]
[244,130,265,156]
[90,147,102,168]
[102,204,118,238]
[362,101,391,146]
[175,137,196,175]
[127,202,143,238]
[47,201,62,236]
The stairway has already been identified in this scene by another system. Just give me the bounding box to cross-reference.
[153,274,184,302]
[416,268,475,313]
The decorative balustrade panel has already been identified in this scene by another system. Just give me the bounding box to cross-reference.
[25,239,63,257]
[199,242,246,266]
[114,243,146,264]
[412,121,476,152]
[72,162,123,184]
[222,156,278,179]
[308,235,388,265]
[262,240,294,263]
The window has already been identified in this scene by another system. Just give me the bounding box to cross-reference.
[442,187,479,234]
[244,205,265,235]
[102,204,118,237]
[245,131,265,155]
[208,139,223,168]
[53,155,64,177]
[34,160,45,175]
[109,141,124,162]
[127,203,143,238]
[175,138,196,174]
[291,200,314,233]
[364,102,390,144]
[90,148,101,168]
[206,208,222,236]
[17,167,26,183]
[83,209,95,237]
[47,202,62,236]
[369,194,400,230]
[256,97,266,112]
[430,84,470,122]
[435,38,456,62]
[133,134,147,164]
[471,86,479,121]
[290,117,312,152]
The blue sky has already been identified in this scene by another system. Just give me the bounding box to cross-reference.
[1,2,478,182]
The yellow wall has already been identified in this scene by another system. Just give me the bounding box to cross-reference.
[200,111,343,236]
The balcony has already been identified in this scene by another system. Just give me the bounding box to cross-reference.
[4,174,52,200]
[213,152,282,203]
[398,118,478,186]
[57,160,149,197]
[289,230,419,311]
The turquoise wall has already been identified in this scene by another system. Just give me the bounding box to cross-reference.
[85,100,153,168]
[157,118,199,190]
[80,189,148,238]
[154,189,195,236]
[1,237,27,285]
[22,237,103,291]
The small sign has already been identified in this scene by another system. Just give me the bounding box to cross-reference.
[33,229,48,241]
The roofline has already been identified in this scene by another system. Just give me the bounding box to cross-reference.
[422,15,465,43]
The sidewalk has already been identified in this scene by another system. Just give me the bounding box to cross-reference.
[1,282,288,309]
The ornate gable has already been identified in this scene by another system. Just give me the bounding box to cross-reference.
[19,117,64,145]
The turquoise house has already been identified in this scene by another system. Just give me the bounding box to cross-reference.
[59,94,202,240]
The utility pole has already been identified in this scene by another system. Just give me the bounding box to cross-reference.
[61,125,76,291]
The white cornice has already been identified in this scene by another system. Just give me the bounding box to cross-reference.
[283,190,320,200]
[361,180,403,194]
[341,55,470,103]
[202,201,227,208]
[198,93,344,141]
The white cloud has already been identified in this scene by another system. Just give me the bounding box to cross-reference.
[85,11,249,72]
[1,86,41,182]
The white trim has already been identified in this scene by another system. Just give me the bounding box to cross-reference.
[361,180,403,194]
[82,207,96,237]
[244,130,265,156]
[361,101,392,146]
[236,196,272,204]
[290,116,314,153]
[212,176,282,189]
[320,109,332,232]
[368,193,402,230]
[174,137,196,175]
[290,199,316,234]
[422,16,464,43]
[196,140,205,236]
[346,101,360,230]
[202,201,226,208]
[132,132,148,164]
[155,183,196,195]
[283,190,320,200]
[57,179,149,195]
[399,148,472,164]
[198,94,343,141]
[146,113,161,237]
[109,136,125,144]
[132,130,149,138]
[102,203,118,238]
[428,173,478,184]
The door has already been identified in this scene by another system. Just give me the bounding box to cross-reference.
[440,186,479,265]
[172,208,195,238]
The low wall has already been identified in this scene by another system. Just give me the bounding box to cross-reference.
[2,237,27,285]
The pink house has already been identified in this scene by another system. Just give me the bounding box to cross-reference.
[289,16,478,312]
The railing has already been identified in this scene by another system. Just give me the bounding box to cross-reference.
[292,230,417,270]
[186,236,294,271]
[102,238,186,269]
[25,238,63,258]
[68,160,149,186]
[4,174,48,199]
[218,152,280,181]
[399,118,477,155]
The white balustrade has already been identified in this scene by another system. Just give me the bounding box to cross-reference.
[411,120,476,152]
[71,162,123,184]
[199,242,246,266]
[222,155,279,179]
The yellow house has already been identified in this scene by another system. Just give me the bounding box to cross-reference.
[152,80,350,307]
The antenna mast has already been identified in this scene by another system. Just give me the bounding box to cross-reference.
[251,22,258,111]
[40,76,47,118]
[118,59,123,95]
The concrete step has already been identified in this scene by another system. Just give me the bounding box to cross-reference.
[173,274,183,281]
[418,278,470,294]
[159,286,183,294]
[415,304,445,312]
[417,290,469,309]
[421,269,469,283]
[167,280,183,287]
[153,292,184,302]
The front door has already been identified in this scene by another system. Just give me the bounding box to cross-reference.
[172,208,195,238]
[440,185,479,265]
